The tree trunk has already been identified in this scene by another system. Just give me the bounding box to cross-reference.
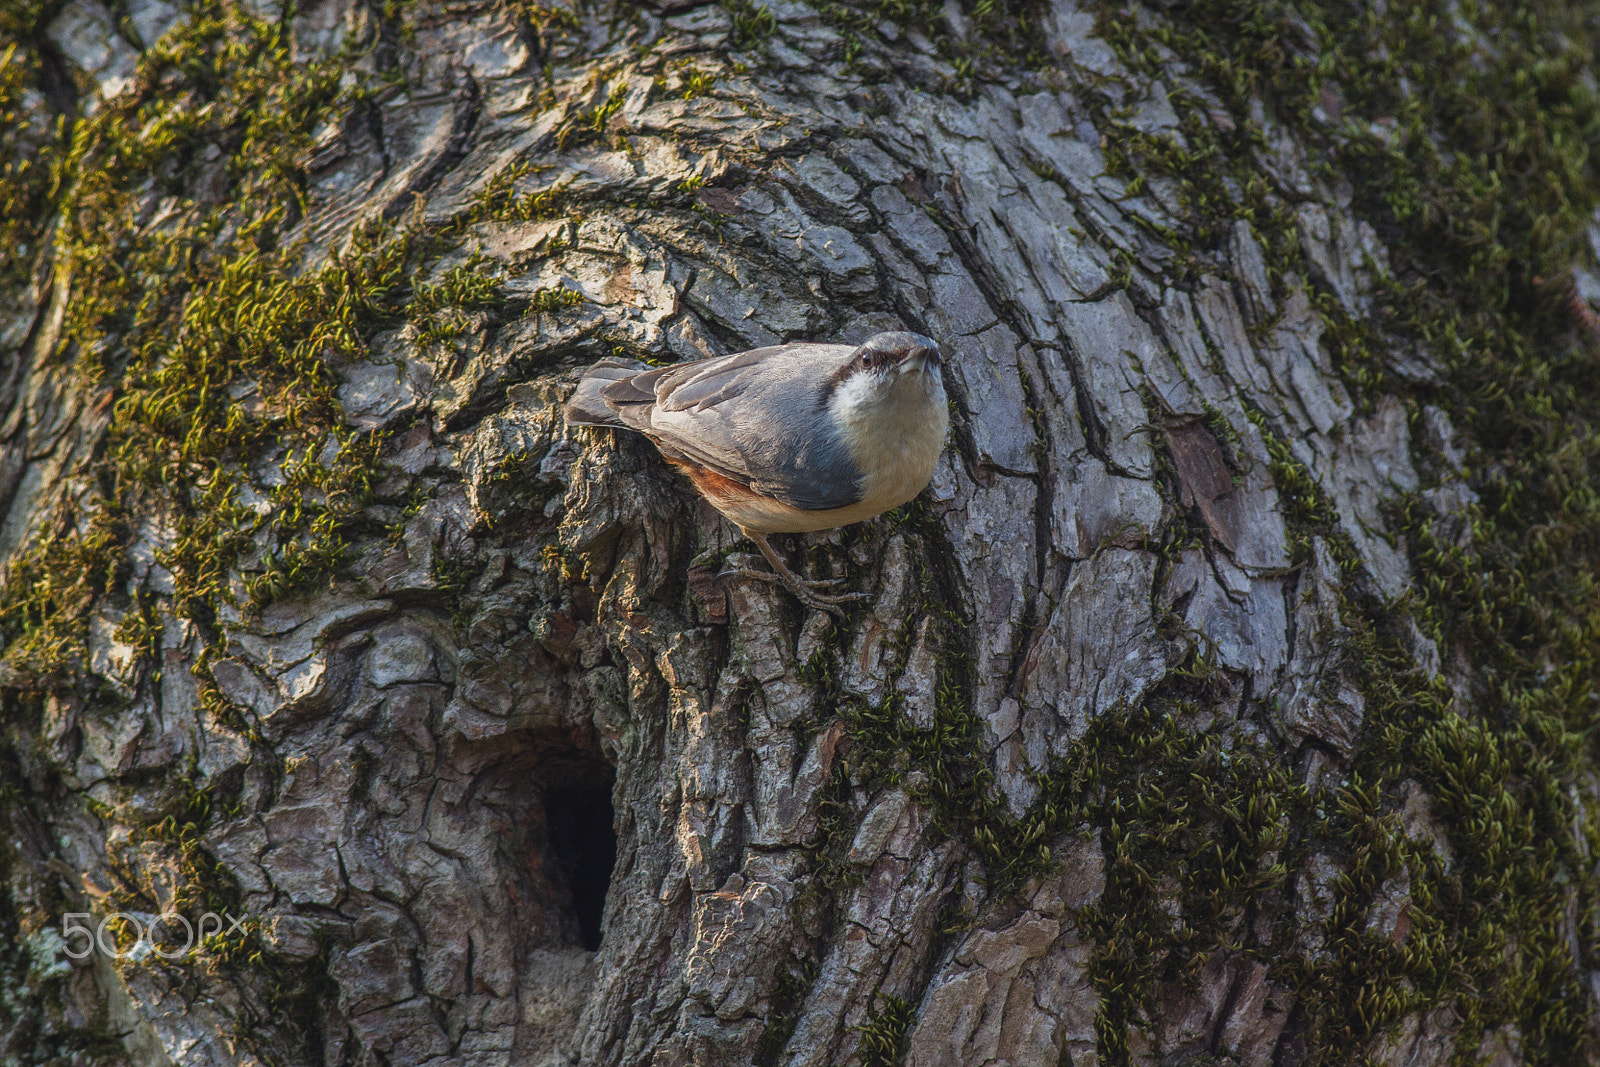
[3,0,1599,1065]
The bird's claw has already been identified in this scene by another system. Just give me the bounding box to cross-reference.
[717,566,869,616]
[790,588,870,617]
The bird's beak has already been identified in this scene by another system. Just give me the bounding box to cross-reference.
[899,347,941,375]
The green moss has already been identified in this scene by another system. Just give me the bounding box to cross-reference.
[0,0,557,689]
[793,1,1600,1061]
[818,0,1055,87]
[0,39,60,292]
[1073,0,1600,1062]
[504,0,581,36]
[87,757,339,1063]
[0,5,532,1057]
[819,503,1036,886]
[855,992,914,1067]
[413,253,506,344]
[1070,696,1300,1055]
[0,741,131,1063]
[555,80,626,152]
[526,283,586,313]
[0,510,121,684]
[677,67,718,100]
[0,9,396,684]
[463,163,579,226]
[0,1,1594,1063]
[722,0,777,51]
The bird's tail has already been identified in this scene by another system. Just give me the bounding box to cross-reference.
[564,357,648,427]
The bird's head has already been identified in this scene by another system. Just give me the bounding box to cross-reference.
[830,331,944,407]
[850,331,941,376]
[824,331,948,464]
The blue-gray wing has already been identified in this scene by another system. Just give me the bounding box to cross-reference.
[600,343,863,511]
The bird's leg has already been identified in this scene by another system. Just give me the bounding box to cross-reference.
[720,530,869,616]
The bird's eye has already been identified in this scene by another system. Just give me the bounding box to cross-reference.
[861,353,874,367]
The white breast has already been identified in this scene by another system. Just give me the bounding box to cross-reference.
[830,369,949,515]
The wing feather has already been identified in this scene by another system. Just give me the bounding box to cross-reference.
[603,343,863,511]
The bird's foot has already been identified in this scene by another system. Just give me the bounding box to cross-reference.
[718,565,869,617]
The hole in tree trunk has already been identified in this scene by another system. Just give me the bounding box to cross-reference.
[542,775,617,952]
[467,729,618,955]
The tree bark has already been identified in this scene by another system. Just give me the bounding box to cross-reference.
[3,1,1599,1065]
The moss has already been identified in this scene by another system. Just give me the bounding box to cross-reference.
[1243,405,1364,573]
[87,758,340,1062]
[412,252,506,345]
[526,283,586,313]
[755,955,820,1065]
[0,9,397,684]
[0,509,122,684]
[0,4,523,1057]
[791,0,1600,1060]
[0,1,1594,1062]
[818,501,1038,883]
[555,80,626,152]
[0,0,560,686]
[463,162,580,226]
[722,0,777,51]
[1068,694,1300,1056]
[477,447,565,532]
[855,991,914,1067]
[676,67,718,101]
[817,0,1055,89]
[1072,0,1600,1062]
[504,0,581,37]
[0,39,61,293]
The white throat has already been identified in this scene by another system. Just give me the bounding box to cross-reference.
[830,368,949,510]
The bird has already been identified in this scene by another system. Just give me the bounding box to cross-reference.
[564,331,949,614]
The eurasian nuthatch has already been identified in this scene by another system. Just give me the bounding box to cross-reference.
[565,331,949,613]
